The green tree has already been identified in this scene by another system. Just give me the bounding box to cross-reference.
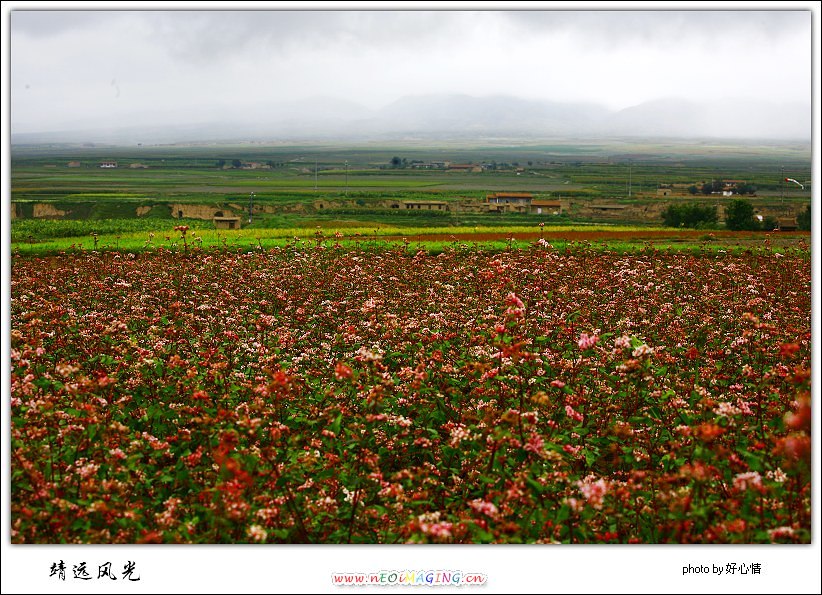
[762,216,779,231]
[662,203,718,228]
[735,183,757,196]
[797,204,811,231]
[216,159,226,168]
[725,199,758,231]
[688,185,699,195]
[232,159,242,169]
[702,180,724,195]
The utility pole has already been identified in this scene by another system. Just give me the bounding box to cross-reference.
[314,161,318,192]
[780,165,784,204]
[249,192,254,224]
[345,160,349,196]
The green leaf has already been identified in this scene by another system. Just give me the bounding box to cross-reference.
[525,476,544,495]
[472,527,494,542]
[584,449,599,466]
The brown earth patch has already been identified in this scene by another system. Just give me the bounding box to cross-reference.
[377,229,810,246]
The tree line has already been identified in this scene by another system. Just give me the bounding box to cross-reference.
[663,200,810,231]
[688,181,757,196]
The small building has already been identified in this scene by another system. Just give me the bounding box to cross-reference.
[487,192,533,204]
[213,216,242,230]
[99,160,117,168]
[401,200,449,211]
[722,181,747,194]
[530,199,562,215]
[448,163,482,173]
[487,192,533,213]
[591,204,627,212]
[409,161,447,170]
[67,161,81,168]
[241,162,271,170]
[656,187,672,196]
[581,203,629,219]
[776,217,798,231]
[489,203,528,213]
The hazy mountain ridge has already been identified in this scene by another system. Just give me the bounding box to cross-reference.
[10,94,811,145]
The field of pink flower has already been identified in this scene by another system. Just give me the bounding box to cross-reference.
[10,242,810,543]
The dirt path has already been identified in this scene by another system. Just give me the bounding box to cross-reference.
[378,229,810,245]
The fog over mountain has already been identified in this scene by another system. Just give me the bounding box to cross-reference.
[11,11,811,146]
[11,94,810,146]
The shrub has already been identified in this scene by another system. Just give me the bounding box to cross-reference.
[762,216,779,231]
[661,203,718,228]
[725,199,759,231]
[797,205,811,231]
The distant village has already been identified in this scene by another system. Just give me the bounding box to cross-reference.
[37,157,803,230]
[81,158,760,199]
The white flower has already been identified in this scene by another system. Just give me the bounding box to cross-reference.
[247,525,268,542]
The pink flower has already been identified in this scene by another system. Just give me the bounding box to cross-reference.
[577,475,608,509]
[469,499,499,518]
[577,332,598,350]
[733,471,763,492]
[523,432,545,456]
[505,292,524,309]
[505,292,524,318]
[768,526,795,541]
[449,424,472,446]
[565,405,583,422]
[563,444,582,456]
[735,399,754,416]
[614,335,631,350]
[420,521,453,540]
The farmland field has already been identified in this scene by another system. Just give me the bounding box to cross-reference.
[9,222,811,255]
[11,141,812,209]
[8,140,814,545]
[10,242,811,543]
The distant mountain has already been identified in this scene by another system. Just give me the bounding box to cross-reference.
[372,94,610,136]
[10,94,811,145]
[606,98,810,140]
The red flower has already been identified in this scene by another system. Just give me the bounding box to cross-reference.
[334,362,353,381]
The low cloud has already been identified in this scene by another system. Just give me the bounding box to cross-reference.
[10,9,812,136]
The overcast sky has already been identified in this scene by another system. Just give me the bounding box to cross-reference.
[9,8,813,133]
